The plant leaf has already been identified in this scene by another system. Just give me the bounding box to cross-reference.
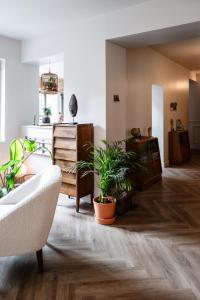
[6,173,15,191]
[0,160,16,173]
[10,139,24,161]
[23,139,37,152]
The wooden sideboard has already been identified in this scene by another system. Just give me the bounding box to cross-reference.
[52,123,94,212]
[168,130,191,165]
[126,137,162,190]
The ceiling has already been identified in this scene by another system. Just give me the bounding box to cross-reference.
[110,22,200,71]
[152,38,200,71]
[0,0,151,40]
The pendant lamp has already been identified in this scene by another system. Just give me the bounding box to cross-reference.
[40,64,58,93]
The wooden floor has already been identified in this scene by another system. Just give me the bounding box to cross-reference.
[2,154,200,299]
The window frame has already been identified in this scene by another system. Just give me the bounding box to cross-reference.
[0,59,5,142]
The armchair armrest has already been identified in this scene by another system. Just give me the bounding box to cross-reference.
[0,174,39,205]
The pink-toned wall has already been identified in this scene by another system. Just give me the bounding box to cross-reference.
[127,47,190,164]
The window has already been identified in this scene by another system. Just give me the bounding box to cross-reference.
[39,92,64,123]
[0,59,5,141]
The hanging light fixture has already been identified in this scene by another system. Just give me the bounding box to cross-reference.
[40,62,58,94]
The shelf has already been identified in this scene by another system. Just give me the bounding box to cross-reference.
[39,90,63,95]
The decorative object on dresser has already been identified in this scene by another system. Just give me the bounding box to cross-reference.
[148,127,152,137]
[170,118,174,132]
[58,112,64,123]
[52,123,94,212]
[126,137,162,190]
[130,128,141,140]
[168,130,191,165]
[176,119,184,131]
[69,94,78,124]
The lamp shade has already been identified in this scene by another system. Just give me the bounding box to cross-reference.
[40,71,58,93]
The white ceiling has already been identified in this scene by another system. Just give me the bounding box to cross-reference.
[0,0,150,40]
[152,38,200,71]
[110,22,200,71]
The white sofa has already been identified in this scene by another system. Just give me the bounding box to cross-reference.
[0,165,61,272]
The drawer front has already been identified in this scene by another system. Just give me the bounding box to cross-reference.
[54,126,76,138]
[61,182,76,197]
[54,148,76,161]
[62,172,76,185]
[54,137,76,150]
[55,159,76,172]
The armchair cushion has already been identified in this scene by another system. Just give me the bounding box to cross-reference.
[0,205,14,218]
[0,165,62,257]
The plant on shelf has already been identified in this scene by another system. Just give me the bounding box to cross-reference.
[42,107,52,124]
[0,138,51,198]
[69,140,141,224]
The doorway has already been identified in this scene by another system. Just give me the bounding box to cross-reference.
[152,84,164,164]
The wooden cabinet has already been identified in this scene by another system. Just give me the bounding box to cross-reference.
[168,130,191,165]
[52,124,94,212]
[126,137,162,190]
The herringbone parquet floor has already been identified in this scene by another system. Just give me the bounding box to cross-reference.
[2,154,200,299]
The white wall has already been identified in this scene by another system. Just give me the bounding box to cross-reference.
[39,60,64,77]
[23,19,106,145]
[63,24,106,144]
[152,85,164,163]
[106,42,126,142]
[21,0,200,146]
[127,47,190,164]
[0,36,38,164]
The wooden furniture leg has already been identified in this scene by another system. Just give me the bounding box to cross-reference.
[36,249,43,273]
[76,197,80,213]
[91,193,93,205]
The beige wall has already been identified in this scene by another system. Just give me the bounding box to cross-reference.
[127,47,190,164]
[106,42,127,142]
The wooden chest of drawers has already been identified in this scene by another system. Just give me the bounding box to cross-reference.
[52,124,94,212]
[168,130,191,165]
[126,137,162,190]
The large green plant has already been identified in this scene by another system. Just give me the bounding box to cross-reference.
[71,140,141,203]
[0,138,51,198]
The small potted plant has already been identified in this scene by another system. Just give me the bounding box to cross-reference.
[73,140,140,225]
[42,107,52,124]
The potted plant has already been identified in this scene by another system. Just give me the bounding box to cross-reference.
[72,140,140,224]
[42,107,52,124]
[0,138,51,198]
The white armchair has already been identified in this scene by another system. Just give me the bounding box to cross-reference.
[0,165,61,272]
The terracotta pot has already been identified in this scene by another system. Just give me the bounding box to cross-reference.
[93,196,116,225]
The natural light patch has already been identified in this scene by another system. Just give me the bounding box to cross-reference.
[0,59,5,142]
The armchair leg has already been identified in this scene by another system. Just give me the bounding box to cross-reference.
[36,249,43,273]
[76,197,80,212]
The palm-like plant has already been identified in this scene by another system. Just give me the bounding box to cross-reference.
[73,140,141,203]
